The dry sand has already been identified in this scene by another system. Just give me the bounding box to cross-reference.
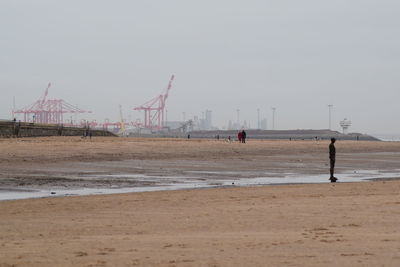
[0,137,400,266]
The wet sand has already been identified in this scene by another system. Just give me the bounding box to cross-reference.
[1,137,400,193]
[1,137,400,266]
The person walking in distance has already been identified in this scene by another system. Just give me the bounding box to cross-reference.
[241,130,247,143]
[329,138,338,182]
[238,131,242,143]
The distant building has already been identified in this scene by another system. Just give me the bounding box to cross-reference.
[204,110,212,130]
[228,120,233,130]
[260,118,267,130]
[339,118,352,134]
[227,120,241,130]
[165,121,183,130]
[194,110,214,130]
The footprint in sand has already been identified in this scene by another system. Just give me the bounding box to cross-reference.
[343,223,360,227]
[97,247,115,255]
[312,227,329,231]
[320,239,335,243]
[74,251,88,257]
[305,227,345,243]
[341,253,359,257]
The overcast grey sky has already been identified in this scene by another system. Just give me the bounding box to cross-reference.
[1,0,399,133]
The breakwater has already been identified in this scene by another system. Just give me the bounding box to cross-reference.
[185,129,380,141]
[0,120,116,138]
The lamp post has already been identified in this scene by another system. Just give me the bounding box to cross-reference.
[328,104,333,130]
[272,107,276,130]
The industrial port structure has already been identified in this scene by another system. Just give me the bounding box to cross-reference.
[133,75,174,130]
[14,83,91,125]
[12,76,178,133]
[10,77,355,136]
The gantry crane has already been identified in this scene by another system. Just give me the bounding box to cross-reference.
[133,75,174,130]
[14,82,90,124]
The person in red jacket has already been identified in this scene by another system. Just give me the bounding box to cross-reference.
[238,131,242,143]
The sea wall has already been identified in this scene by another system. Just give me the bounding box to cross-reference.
[184,129,380,141]
[0,120,116,138]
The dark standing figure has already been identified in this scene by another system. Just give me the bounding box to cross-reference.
[14,120,21,137]
[89,131,92,139]
[241,130,247,143]
[58,124,63,136]
[329,138,338,182]
[237,131,242,143]
[12,118,17,137]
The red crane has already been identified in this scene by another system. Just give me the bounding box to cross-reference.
[14,83,91,124]
[134,75,175,130]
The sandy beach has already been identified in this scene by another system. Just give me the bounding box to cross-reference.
[1,137,400,266]
[1,137,400,192]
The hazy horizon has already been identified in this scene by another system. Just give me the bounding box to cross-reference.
[1,1,399,134]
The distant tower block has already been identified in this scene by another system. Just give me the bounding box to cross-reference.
[340,118,352,134]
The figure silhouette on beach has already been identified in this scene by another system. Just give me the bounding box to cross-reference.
[241,130,247,143]
[329,138,338,182]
